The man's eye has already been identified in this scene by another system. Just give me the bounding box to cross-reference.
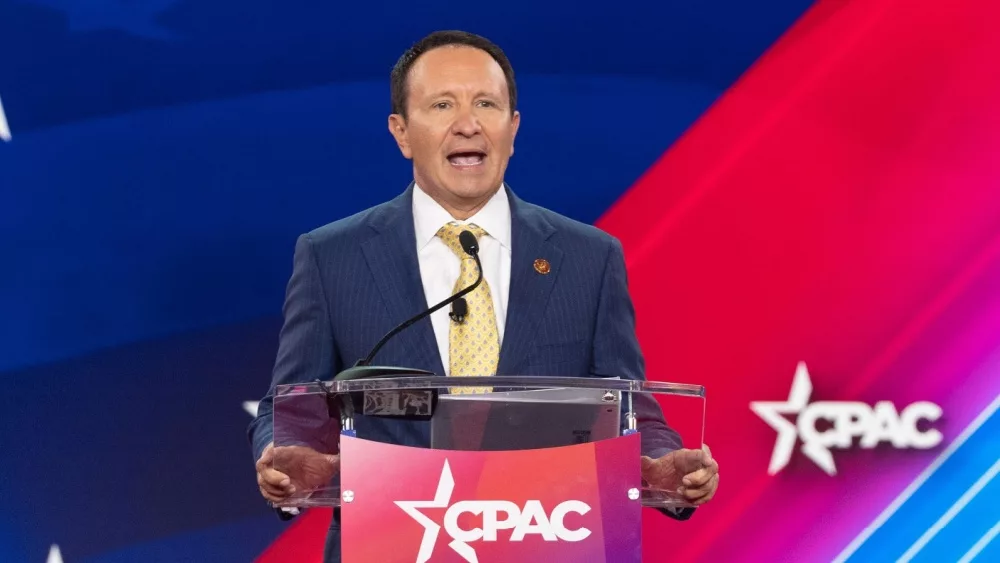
[477,100,496,108]
[434,102,451,110]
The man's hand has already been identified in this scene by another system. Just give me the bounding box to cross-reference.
[256,443,294,503]
[641,444,719,506]
[255,442,340,504]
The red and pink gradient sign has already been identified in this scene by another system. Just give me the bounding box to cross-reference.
[339,434,642,563]
[598,1,1000,561]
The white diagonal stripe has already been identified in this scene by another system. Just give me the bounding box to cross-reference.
[897,457,1000,562]
[957,519,1000,563]
[832,392,1000,563]
[0,94,11,142]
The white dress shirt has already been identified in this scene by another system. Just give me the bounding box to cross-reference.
[412,184,512,375]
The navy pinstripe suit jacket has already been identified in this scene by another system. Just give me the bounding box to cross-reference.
[248,185,690,560]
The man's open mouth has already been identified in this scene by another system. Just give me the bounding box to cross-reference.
[447,151,486,167]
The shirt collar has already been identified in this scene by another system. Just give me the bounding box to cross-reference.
[412,183,512,251]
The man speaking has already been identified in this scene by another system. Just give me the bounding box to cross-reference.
[249,30,720,561]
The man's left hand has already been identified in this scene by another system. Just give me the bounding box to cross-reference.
[641,444,719,506]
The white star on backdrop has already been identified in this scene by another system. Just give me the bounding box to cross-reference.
[0,94,11,142]
[243,401,259,417]
[749,361,837,476]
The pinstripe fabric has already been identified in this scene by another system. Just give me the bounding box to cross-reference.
[250,184,684,457]
[248,184,692,561]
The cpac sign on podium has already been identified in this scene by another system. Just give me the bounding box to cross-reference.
[340,434,641,563]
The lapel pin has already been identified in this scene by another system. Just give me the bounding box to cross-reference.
[533,258,551,275]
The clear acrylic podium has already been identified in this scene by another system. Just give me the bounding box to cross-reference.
[271,375,705,563]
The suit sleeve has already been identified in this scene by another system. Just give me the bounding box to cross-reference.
[248,233,340,462]
[592,237,695,520]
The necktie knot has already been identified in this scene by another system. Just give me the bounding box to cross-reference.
[437,222,488,259]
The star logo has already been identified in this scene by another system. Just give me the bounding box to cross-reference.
[751,362,944,476]
[750,362,835,475]
[243,400,259,417]
[393,461,593,562]
[0,94,11,142]
[395,460,478,563]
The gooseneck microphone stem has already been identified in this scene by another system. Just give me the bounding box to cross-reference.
[357,230,483,367]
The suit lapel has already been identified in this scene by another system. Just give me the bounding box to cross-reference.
[498,189,563,374]
[360,187,446,375]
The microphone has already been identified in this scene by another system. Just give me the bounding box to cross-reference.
[335,229,484,380]
[458,230,479,256]
[449,298,468,323]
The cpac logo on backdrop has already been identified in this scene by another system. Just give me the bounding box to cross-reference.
[751,362,943,476]
[396,460,592,563]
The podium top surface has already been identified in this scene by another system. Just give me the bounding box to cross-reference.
[275,374,705,398]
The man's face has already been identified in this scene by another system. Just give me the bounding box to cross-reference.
[389,46,520,211]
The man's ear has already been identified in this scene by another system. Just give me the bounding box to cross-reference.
[509,110,521,157]
[388,114,412,159]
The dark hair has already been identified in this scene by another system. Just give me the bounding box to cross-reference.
[390,30,517,119]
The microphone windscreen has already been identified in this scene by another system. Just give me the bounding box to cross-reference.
[459,230,479,256]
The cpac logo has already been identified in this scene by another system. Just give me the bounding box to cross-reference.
[751,362,943,476]
[395,460,591,563]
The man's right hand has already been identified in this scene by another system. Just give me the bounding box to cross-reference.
[256,442,295,503]
[256,442,341,504]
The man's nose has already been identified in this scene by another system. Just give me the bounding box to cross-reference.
[451,107,482,136]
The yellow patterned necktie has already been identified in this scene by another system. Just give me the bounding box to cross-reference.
[437,222,498,394]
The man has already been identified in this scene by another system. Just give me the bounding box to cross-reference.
[249,30,720,561]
